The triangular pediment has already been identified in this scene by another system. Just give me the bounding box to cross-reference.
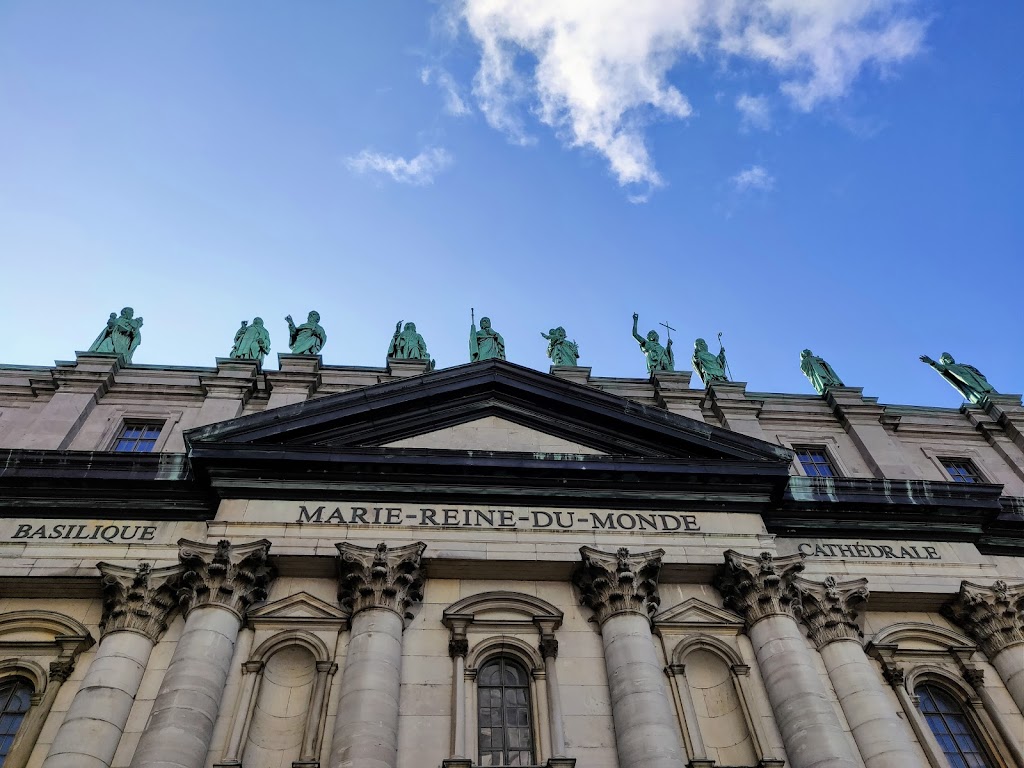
[653,597,745,628]
[247,592,347,629]
[381,415,607,455]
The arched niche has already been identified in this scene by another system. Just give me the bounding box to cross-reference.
[242,643,318,767]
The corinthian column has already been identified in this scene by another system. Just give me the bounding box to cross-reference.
[794,575,927,768]
[573,546,686,768]
[129,539,274,768]
[944,580,1024,714]
[715,551,860,768]
[43,562,181,768]
[329,541,426,768]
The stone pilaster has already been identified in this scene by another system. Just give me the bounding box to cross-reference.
[129,539,275,768]
[944,579,1024,714]
[574,547,685,768]
[716,552,860,768]
[330,542,427,768]
[194,358,261,427]
[794,575,868,649]
[704,382,766,439]
[825,387,921,479]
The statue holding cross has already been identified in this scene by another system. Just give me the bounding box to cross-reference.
[631,312,674,374]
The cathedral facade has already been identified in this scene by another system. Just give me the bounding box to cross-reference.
[0,351,1022,768]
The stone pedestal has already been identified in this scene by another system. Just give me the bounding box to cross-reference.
[196,358,261,427]
[653,370,704,422]
[574,546,686,768]
[329,541,426,768]
[386,357,433,378]
[550,366,592,387]
[826,387,920,479]
[705,383,765,438]
[266,354,322,409]
[128,539,274,768]
[984,394,1024,453]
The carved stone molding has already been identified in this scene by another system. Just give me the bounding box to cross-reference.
[963,667,985,689]
[449,637,469,659]
[794,575,869,649]
[98,561,184,641]
[944,579,1024,658]
[715,550,805,628]
[336,541,426,623]
[880,661,906,689]
[177,538,275,619]
[48,658,74,683]
[572,546,664,625]
[539,635,559,660]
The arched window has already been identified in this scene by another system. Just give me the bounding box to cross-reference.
[0,677,33,762]
[915,682,993,768]
[477,658,535,766]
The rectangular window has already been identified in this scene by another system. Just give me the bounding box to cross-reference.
[794,446,838,478]
[941,458,982,483]
[113,422,162,453]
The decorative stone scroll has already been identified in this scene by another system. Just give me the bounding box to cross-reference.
[573,546,664,625]
[98,561,184,641]
[335,541,427,623]
[715,550,805,627]
[793,575,869,649]
[176,538,275,619]
[943,579,1024,657]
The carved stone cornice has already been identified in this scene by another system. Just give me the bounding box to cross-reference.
[715,550,805,628]
[944,580,1024,658]
[98,562,184,641]
[335,541,426,623]
[794,575,869,649]
[572,546,664,625]
[177,539,275,620]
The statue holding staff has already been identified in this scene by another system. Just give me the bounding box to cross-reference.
[88,307,144,364]
[229,317,271,364]
[692,336,729,385]
[469,310,505,361]
[286,311,326,356]
[631,313,673,373]
[800,349,844,394]
[541,326,580,367]
[388,321,434,368]
[920,352,997,405]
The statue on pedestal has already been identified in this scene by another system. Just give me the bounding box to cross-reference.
[469,311,505,361]
[631,313,673,373]
[388,321,434,368]
[693,337,729,385]
[88,307,143,364]
[800,349,844,394]
[920,352,997,405]
[542,327,580,367]
[286,311,326,356]
[230,318,271,364]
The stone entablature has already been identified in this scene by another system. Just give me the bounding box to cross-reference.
[177,538,275,619]
[573,546,664,625]
[944,579,1024,656]
[335,540,427,622]
[715,550,805,627]
[793,575,869,649]
[97,561,183,641]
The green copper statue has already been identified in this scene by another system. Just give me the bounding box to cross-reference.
[88,307,143,364]
[286,311,326,356]
[920,352,998,405]
[631,313,673,373]
[469,311,505,361]
[388,321,434,368]
[542,326,580,367]
[230,318,271,364]
[800,349,844,394]
[692,337,729,385]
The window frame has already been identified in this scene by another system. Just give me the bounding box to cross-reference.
[476,656,537,767]
[774,435,853,478]
[0,675,34,763]
[111,421,165,453]
[92,407,181,453]
[938,457,983,484]
[919,446,995,485]
[913,679,1000,768]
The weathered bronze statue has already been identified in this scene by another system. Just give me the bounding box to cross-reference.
[692,337,728,385]
[631,313,673,373]
[470,312,505,361]
[88,307,143,364]
[921,352,997,404]
[230,318,271,364]
[286,311,326,356]
[542,327,580,367]
[800,349,844,394]
[388,321,434,368]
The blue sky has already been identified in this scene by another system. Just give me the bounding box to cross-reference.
[0,1,1020,408]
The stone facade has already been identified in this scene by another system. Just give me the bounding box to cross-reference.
[0,355,1022,768]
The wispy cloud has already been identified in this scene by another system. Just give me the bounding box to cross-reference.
[454,0,926,195]
[421,66,471,117]
[346,147,453,185]
[736,93,771,131]
[732,165,775,192]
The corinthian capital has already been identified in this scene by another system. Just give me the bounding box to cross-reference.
[944,580,1024,658]
[715,550,805,627]
[793,575,869,649]
[98,562,184,641]
[177,538,275,619]
[573,546,664,626]
[336,541,427,623]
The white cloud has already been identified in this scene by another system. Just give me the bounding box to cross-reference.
[421,66,471,117]
[454,0,926,192]
[736,93,771,131]
[732,165,775,192]
[346,147,453,185]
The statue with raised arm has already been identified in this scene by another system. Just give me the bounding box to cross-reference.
[920,352,997,405]
[286,311,326,356]
[631,313,673,373]
[88,307,143,364]
[388,321,434,368]
[800,349,844,394]
[230,317,271,364]
[542,326,580,367]
[469,311,505,361]
[692,337,728,385]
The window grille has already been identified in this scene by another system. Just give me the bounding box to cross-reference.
[916,683,993,768]
[793,446,838,478]
[940,459,982,484]
[113,422,162,453]
[478,658,535,766]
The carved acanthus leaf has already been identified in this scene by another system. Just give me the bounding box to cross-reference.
[98,561,184,641]
[177,539,275,619]
[336,541,427,623]
[714,551,805,627]
[573,546,664,626]
[943,580,1024,657]
[794,575,869,648]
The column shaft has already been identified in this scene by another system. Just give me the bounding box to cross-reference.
[452,653,467,758]
[991,644,1024,715]
[544,654,567,757]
